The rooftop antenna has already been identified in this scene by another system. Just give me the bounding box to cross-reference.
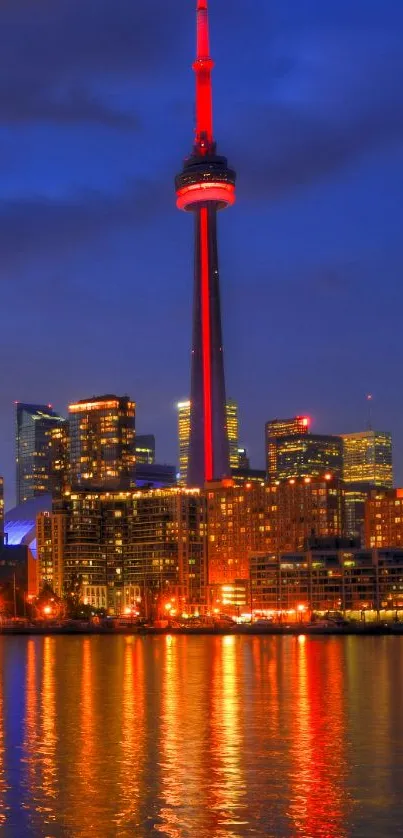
[366,394,373,430]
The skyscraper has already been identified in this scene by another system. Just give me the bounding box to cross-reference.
[265,416,310,478]
[135,435,155,465]
[271,434,343,481]
[342,431,393,487]
[177,401,191,486]
[16,403,66,505]
[68,395,135,489]
[226,399,239,471]
[342,430,393,542]
[178,398,239,486]
[175,0,236,487]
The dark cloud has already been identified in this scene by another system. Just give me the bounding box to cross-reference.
[227,31,403,197]
[0,0,189,126]
[0,78,139,128]
[0,180,166,269]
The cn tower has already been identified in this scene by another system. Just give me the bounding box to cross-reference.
[175,0,236,487]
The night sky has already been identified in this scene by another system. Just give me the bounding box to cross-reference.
[1,0,403,507]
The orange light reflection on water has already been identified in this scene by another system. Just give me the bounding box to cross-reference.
[289,638,350,837]
[209,635,248,837]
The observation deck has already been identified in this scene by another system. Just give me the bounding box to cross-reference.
[176,152,236,211]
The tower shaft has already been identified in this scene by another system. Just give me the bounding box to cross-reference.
[188,205,229,484]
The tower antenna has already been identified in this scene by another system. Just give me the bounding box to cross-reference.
[194,0,214,154]
[366,394,373,430]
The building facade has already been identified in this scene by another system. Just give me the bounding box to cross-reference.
[69,395,135,489]
[273,476,344,553]
[178,398,239,486]
[250,547,403,616]
[265,416,310,478]
[342,430,393,542]
[38,488,206,613]
[226,399,239,472]
[135,434,156,465]
[16,403,66,504]
[177,401,191,486]
[342,430,393,487]
[271,434,343,482]
[365,488,403,549]
[206,481,271,585]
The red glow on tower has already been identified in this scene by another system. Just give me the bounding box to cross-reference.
[200,207,213,480]
[175,0,236,487]
[193,0,214,154]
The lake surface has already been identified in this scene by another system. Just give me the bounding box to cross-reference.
[0,635,402,837]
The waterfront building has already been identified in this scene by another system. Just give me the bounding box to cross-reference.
[135,434,156,465]
[0,543,39,615]
[175,0,236,486]
[40,488,206,613]
[36,509,67,595]
[16,403,66,504]
[265,416,310,478]
[272,434,343,482]
[342,430,393,487]
[274,476,344,553]
[68,395,135,489]
[250,547,403,617]
[206,481,270,585]
[365,488,403,549]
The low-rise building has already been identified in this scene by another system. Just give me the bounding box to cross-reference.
[250,547,403,618]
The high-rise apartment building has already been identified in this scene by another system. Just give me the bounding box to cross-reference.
[206,481,270,584]
[266,416,310,477]
[41,487,206,612]
[50,421,70,498]
[365,488,403,549]
[178,398,239,486]
[342,431,393,487]
[68,395,135,489]
[274,476,344,553]
[206,475,344,586]
[16,403,66,504]
[271,434,343,482]
[135,434,155,465]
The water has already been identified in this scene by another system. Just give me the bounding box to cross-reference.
[0,635,402,837]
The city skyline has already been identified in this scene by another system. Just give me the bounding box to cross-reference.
[1,0,403,503]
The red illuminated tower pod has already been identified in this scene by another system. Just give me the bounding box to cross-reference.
[175,0,236,486]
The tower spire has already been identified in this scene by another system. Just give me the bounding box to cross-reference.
[194,0,214,154]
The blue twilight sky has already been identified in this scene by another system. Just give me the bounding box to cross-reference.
[1,0,403,506]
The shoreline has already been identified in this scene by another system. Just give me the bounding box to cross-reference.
[1,623,403,637]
